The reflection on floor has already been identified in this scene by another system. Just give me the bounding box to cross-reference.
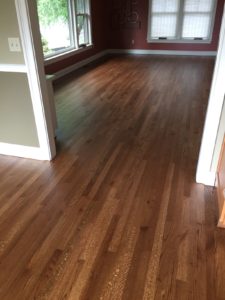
[0,55,224,300]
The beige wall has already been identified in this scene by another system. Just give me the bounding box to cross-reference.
[0,73,39,147]
[0,0,24,64]
[0,0,39,148]
[212,97,225,172]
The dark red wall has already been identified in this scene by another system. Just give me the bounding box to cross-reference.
[46,0,224,74]
[107,0,224,51]
[45,0,107,74]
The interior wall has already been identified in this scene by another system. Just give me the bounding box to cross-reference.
[0,73,39,147]
[107,0,224,51]
[0,0,39,148]
[44,0,224,76]
[0,0,24,64]
[45,0,107,74]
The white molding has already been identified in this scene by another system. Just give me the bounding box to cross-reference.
[52,50,108,80]
[196,5,225,187]
[107,49,217,56]
[147,39,212,44]
[44,44,93,66]
[50,48,217,80]
[0,143,46,160]
[15,0,56,161]
[196,171,216,186]
[0,64,27,73]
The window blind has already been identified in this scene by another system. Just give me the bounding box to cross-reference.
[149,0,216,41]
[182,0,214,39]
[152,0,180,13]
[151,0,180,39]
[184,0,213,12]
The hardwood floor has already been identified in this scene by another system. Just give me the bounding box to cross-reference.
[0,55,225,300]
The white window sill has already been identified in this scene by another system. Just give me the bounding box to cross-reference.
[44,44,93,66]
[147,38,212,44]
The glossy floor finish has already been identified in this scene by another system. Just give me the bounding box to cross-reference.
[0,55,225,300]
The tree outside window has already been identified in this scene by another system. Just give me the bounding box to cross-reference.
[37,0,91,57]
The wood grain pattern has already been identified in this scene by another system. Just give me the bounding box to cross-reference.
[0,55,224,300]
[143,164,174,300]
[217,134,225,228]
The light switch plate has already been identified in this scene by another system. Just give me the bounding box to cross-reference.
[8,37,21,52]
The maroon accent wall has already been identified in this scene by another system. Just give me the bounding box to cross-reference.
[45,0,107,74]
[46,0,224,74]
[107,0,224,52]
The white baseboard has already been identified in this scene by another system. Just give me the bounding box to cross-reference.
[196,171,216,186]
[0,143,49,160]
[51,48,217,80]
[107,49,217,56]
[53,50,108,80]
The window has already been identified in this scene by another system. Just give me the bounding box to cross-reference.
[148,0,217,42]
[37,0,92,58]
[76,0,91,46]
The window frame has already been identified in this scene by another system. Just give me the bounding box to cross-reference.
[75,0,92,46]
[147,0,217,43]
[37,0,93,62]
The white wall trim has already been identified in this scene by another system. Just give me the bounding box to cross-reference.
[50,48,217,80]
[196,171,216,186]
[0,64,27,73]
[0,143,47,160]
[196,5,225,187]
[52,50,108,80]
[107,49,217,56]
[15,0,56,161]
[0,49,216,83]
[44,44,93,66]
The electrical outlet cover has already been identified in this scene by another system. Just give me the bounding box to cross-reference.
[8,37,21,52]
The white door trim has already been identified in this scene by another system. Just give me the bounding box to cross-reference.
[196,4,225,186]
[15,0,56,161]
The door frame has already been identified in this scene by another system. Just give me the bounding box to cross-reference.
[15,0,56,160]
[196,4,225,186]
[14,0,225,168]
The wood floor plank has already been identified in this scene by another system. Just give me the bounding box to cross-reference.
[0,55,224,300]
[143,164,175,300]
